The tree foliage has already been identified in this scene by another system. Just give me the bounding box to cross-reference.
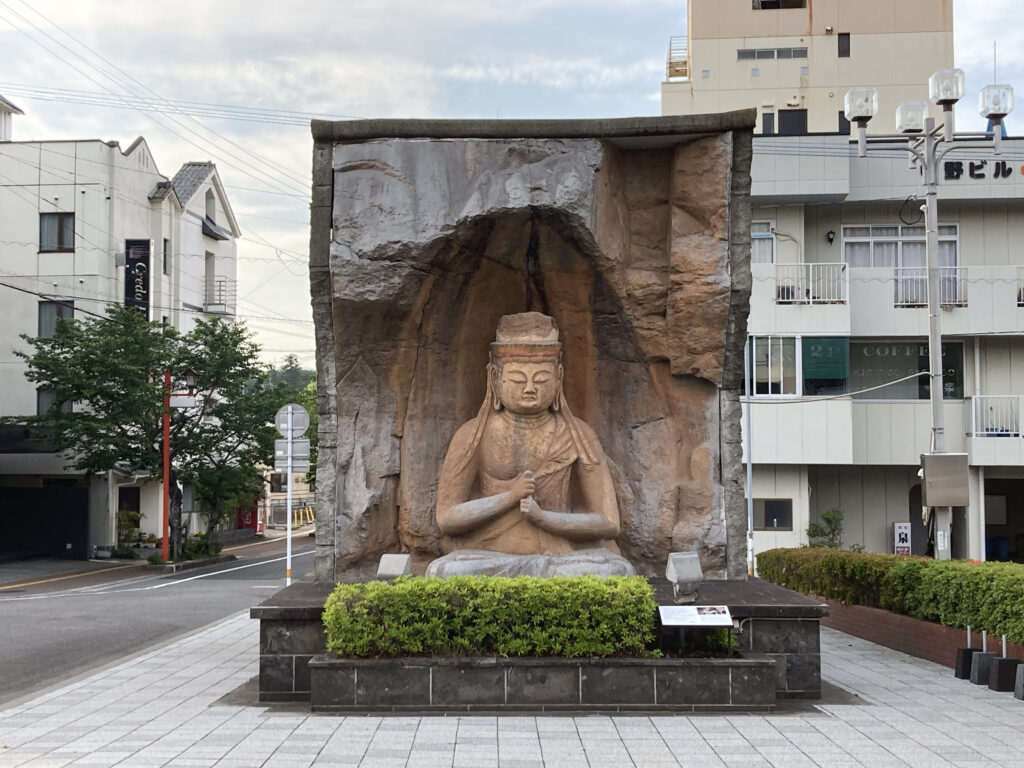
[268,353,315,396]
[18,305,283,557]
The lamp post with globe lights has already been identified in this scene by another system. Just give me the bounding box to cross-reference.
[845,69,1013,560]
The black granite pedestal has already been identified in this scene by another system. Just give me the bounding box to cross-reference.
[252,577,828,705]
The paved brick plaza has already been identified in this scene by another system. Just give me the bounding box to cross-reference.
[1,616,1022,767]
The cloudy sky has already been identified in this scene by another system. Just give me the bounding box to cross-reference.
[0,0,1019,369]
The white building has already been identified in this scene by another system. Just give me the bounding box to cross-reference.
[662,0,1024,562]
[0,100,239,559]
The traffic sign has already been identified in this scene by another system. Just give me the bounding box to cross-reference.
[275,404,309,437]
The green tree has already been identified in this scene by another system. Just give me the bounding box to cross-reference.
[268,353,315,395]
[18,305,282,560]
[806,507,845,549]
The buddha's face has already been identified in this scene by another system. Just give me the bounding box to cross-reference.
[496,361,560,415]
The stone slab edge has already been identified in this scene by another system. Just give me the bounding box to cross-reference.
[311,111,757,142]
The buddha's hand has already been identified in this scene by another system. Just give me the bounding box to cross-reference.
[520,496,543,520]
[509,470,536,501]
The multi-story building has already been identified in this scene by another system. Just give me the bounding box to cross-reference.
[662,0,1024,562]
[0,98,239,559]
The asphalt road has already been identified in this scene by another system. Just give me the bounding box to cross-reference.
[0,539,315,706]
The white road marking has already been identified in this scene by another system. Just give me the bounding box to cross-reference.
[0,549,315,602]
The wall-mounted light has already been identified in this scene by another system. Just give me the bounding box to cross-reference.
[826,230,836,245]
[825,24,834,34]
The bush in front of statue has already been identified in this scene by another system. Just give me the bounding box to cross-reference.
[322,575,657,658]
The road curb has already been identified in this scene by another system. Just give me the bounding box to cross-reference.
[143,554,238,573]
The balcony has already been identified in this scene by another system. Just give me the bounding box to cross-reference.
[966,395,1024,466]
[750,263,850,335]
[666,35,688,80]
[893,267,967,308]
[774,263,848,304]
[968,396,1021,437]
[204,277,236,315]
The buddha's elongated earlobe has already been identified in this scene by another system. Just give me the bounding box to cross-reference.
[552,363,564,412]
[488,362,502,411]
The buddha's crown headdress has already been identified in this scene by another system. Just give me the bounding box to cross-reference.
[489,312,561,363]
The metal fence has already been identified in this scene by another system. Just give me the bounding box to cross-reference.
[968,395,1021,437]
[774,263,847,304]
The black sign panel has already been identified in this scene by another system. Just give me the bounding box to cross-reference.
[124,239,151,319]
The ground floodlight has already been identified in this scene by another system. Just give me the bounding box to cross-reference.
[665,551,704,605]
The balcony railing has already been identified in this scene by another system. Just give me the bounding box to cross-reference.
[205,277,237,314]
[967,395,1022,437]
[774,263,847,304]
[893,267,967,307]
[666,35,689,80]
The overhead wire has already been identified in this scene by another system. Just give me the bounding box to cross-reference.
[0,1,310,198]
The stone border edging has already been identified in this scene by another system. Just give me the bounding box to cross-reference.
[143,554,237,573]
[816,596,1024,668]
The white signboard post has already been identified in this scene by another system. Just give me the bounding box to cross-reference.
[275,404,309,586]
[658,605,733,627]
[894,521,911,556]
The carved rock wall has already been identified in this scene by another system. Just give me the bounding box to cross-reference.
[309,116,754,580]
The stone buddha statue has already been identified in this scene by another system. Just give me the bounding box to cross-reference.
[426,312,635,578]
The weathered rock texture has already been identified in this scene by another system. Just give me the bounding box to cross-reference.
[309,115,755,581]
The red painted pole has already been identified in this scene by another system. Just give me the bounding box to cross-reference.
[162,368,170,562]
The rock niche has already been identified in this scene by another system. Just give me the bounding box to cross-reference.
[308,113,755,581]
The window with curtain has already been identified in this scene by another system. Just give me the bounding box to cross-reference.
[38,301,73,338]
[39,212,75,252]
[751,221,775,264]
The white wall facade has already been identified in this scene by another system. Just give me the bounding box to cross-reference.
[666,0,1024,566]
[0,129,238,557]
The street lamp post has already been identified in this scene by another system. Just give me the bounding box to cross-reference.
[846,70,1013,560]
[161,367,199,562]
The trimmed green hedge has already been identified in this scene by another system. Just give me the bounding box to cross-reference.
[322,575,657,658]
[759,548,1024,644]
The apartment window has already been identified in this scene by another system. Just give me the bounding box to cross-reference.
[38,301,73,338]
[802,337,849,396]
[751,68,760,78]
[162,238,170,276]
[751,221,775,263]
[739,47,807,61]
[754,499,793,530]
[762,113,775,135]
[838,33,850,58]
[701,69,711,79]
[843,224,959,304]
[270,473,286,493]
[37,388,71,416]
[205,189,216,222]
[838,110,851,135]
[752,0,806,8]
[800,65,810,76]
[39,212,74,253]
[850,341,964,400]
[748,336,850,397]
[778,109,807,136]
[748,336,797,395]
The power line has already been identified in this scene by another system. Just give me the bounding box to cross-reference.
[0,1,310,198]
[0,81,364,126]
